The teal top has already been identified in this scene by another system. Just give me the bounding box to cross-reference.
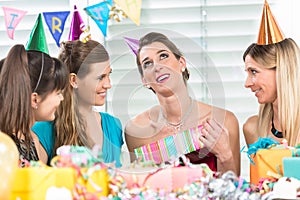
[31,121,54,164]
[32,112,124,167]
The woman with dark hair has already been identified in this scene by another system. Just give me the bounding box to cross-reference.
[0,44,68,165]
[125,32,240,175]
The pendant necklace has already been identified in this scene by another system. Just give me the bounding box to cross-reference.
[160,98,194,132]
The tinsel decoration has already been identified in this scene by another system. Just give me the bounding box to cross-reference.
[109,4,127,22]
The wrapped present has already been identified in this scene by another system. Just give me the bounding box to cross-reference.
[283,147,300,180]
[11,167,75,200]
[11,167,109,200]
[250,148,292,184]
[11,145,110,200]
[134,125,203,164]
[75,166,109,198]
[247,138,298,184]
[53,146,109,198]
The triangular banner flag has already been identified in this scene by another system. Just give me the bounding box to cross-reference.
[2,6,27,39]
[26,13,49,54]
[105,0,113,6]
[84,2,110,37]
[43,11,70,47]
[114,0,142,26]
[123,36,139,56]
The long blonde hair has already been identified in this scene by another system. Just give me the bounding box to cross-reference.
[243,38,300,146]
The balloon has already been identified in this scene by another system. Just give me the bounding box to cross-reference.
[0,131,19,200]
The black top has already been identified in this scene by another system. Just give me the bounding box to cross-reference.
[15,138,39,167]
[271,118,283,138]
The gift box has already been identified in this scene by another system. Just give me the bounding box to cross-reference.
[134,125,203,164]
[11,167,75,200]
[250,149,292,184]
[11,167,109,200]
[283,157,300,180]
[76,167,109,197]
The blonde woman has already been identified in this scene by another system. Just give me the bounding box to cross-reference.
[243,38,300,147]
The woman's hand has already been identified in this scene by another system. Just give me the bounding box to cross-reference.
[199,118,233,163]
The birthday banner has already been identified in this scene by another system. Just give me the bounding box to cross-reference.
[1,0,142,42]
[84,1,110,37]
[114,0,142,26]
[134,125,204,164]
[43,11,70,47]
[2,6,27,39]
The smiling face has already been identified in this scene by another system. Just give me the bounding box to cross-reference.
[139,42,186,95]
[76,60,112,106]
[244,55,277,104]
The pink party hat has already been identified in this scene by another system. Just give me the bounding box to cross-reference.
[123,36,139,56]
[68,5,85,41]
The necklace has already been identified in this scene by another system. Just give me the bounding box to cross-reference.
[160,98,194,132]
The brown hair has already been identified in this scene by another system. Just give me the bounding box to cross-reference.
[136,32,190,83]
[0,45,68,153]
[54,40,109,150]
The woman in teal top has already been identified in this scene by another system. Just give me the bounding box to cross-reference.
[33,40,124,167]
[33,112,123,167]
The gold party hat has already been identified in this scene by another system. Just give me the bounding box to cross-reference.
[257,0,285,45]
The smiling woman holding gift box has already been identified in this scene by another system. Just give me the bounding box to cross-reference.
[125,32,240,175]
[243,0,300,147]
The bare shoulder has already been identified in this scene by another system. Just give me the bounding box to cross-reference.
[222,109,239,135]
[224,109,238,123]
[125,105,160,141]
[243,115,259,146]
[243,115,258,133]
[125,110,151,138]
[197,101,238,126]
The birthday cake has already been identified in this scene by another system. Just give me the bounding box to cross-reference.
[117,155,211,192]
